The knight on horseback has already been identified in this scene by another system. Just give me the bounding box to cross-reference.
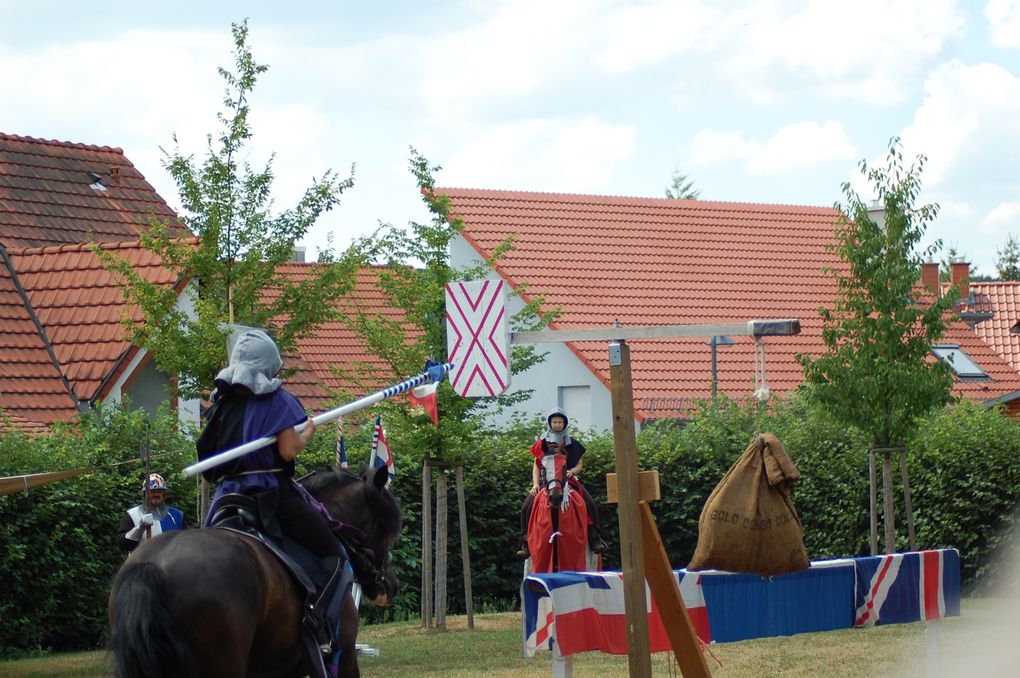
[195,328,346,657]
[517,407,608,559]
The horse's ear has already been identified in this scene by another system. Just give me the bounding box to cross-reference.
[369,465,388,492]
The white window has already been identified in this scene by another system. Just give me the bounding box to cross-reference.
[931,345,986,378]
[558,386,591,431]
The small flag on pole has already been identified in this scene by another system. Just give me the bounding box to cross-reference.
[409,381,440,426]
[371,415,394,484]
[335,420,348,470]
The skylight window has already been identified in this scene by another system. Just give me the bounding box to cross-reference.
[88,171,107,191]
[931,345,986,378]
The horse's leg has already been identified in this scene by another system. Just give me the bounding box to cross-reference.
[337,595,360,678]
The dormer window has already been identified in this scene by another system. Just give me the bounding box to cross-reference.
[932,344,987,378]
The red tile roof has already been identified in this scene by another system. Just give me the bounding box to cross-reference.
[440,188,1020,420]
[0,133,187,248]
[968,282,1020,374]
[7,240,182,401]
[267,264,418,412]
[0,253,76,425]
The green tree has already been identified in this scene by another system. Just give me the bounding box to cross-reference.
[799,138,957,449]
[996,235,1020,281]
[348,148,554,436]
[99,20,360,398]
[664,168,701,200]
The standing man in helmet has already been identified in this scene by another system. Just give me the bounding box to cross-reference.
[116,473,185,552]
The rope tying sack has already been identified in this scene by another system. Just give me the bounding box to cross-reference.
[753,338,770,402]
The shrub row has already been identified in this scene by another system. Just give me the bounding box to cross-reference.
[2,394,1018,655]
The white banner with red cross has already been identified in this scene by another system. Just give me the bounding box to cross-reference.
[445,279,511,397]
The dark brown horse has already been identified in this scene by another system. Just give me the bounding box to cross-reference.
[526,453,588,573]
[108,467,402,678]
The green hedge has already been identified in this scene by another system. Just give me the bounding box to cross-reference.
[2,394,1019,656]
[0,406,196,657]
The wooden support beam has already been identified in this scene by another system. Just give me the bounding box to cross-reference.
[606,470,661,504]
[639,501,711,678]
[609,341,652,678]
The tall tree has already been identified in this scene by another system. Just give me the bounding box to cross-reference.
[664,168,701,200]
[100,20,360,398]
[799,139,958,553]
[800,138,957,448]
[996,235,1020,281]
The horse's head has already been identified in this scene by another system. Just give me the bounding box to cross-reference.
[539,453,567,507]
[302,467,402,606]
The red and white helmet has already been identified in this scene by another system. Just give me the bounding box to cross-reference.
[142,474,168,492]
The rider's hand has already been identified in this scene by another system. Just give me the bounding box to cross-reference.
[529,484,539,496]
[140,513,155,527]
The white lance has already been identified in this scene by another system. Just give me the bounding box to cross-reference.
[182,362,453,479]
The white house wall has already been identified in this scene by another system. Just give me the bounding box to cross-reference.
[105,282,201,429]
[451,234,631,434]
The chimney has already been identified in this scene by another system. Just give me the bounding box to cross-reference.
[108,166,121,187]
[950,260,970,300]
[921,260,940,296]
[291,246,306,263]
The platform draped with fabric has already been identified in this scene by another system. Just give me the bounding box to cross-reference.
[523,549,960,658]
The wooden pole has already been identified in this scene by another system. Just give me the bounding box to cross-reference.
[422,455,433,628]
[435,470,449,630]
[455,464,475,629]
[608,340,652,678]
[639,502,710,678]
[882,449,896,553]
[868,446,878,556]
[899,449,917,552]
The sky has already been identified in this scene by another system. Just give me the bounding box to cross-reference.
[2,0,1019,275]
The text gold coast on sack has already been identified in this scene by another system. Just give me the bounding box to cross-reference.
[688,433,809,577]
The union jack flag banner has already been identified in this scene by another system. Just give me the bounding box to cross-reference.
[854,549,961,627]
[523,549,960,659]
[523,570,710,657]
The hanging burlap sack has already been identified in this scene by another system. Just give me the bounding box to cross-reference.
[687,433,809,577]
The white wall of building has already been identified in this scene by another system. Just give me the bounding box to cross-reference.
[450,234,630,434]
[103,283,201,430]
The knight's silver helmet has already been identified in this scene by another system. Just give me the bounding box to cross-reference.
[546,407,568,429]
[213,329,283,395]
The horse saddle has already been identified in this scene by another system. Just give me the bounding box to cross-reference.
[207,492,347,598]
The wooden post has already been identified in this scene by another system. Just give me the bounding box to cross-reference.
[868,446,878,556]
[455,464,475,629]
[882,449,896,553]
[639,502,710,678]
[435,470,449,630]
[422,455,433,629]
[899,449,917,552]
[608,340,652,678]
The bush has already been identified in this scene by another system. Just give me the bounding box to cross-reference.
[0,405,195,656]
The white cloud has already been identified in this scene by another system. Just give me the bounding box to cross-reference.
[689,121,856,175]
[441,116,635,191]
[900,60,1020,186]
[598,0,719,72]
[986,0,1020,47]
[745,121,857,175]
[981,202,1020,235]
[688,129,756,165]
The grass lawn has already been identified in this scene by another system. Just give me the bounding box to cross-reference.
[1,598,1017,677]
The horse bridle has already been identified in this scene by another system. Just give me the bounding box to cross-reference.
[342,528,390,587]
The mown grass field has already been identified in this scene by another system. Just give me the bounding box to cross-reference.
[1,597,1017,677]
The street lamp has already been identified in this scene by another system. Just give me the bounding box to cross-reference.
[707,335,735,399]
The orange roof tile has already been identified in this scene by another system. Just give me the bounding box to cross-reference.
[968,282,1020,375]
[0,133,188,248]
[267,264,419,412]
[440,188,1020,420]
